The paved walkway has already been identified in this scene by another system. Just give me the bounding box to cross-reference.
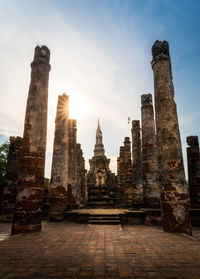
[70,209,131,214]
[0,222,200,278]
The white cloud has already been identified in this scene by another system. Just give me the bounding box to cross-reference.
[0,0,198,181]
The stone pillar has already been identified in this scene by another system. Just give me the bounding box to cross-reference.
[11,46,50,235]
[141,94,160,208]
[131,120,143,207]
[76,143,86,207]
[187,136,200,208]
[67,119,77,208]
[49,94,69,221]
[1,137,23,222]
[151,40,191,234]
[117,146,125,205]
[117,137,133,206]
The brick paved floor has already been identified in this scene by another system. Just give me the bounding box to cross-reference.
[69,209,130,214]
[0,222,200,279]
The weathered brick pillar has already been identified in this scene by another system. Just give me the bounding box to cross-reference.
[187,136,200,208]
[151,40,191,234]
[117,146,125,205]
[49,94,69,221]
[11,46,50,234]
[67,119,77,208]
[117,137,133,206]
[131,120,143,208]
[141,94,160,208]
[1,137,23,222]
[76,143,86,207]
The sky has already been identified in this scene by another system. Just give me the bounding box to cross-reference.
[0,0,200,178]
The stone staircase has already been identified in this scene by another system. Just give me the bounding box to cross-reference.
[86,198,117,209]
[88,214,120,224]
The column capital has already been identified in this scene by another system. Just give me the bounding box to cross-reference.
[151,40,170,68]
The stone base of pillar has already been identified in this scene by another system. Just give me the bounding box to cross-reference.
[11,187,43,235]
[11,223,42,235]
[161,188,192,235]
[48,201,67,221]
[48,212,66,222]
[1,188,17,222]
[49,186,68,222]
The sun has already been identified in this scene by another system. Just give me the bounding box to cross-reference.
[68,93,90,120]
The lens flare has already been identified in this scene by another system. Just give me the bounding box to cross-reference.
[69,93,89,120]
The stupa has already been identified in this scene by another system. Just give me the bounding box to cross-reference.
[87,120,117,208]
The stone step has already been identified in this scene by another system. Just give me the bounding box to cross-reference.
[89,216,120,219]
[88,214,120,224]
[87,200,117,203]
[89,219,120,224]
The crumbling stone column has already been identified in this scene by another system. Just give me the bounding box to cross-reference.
[76,143,86,207]
[117,146,125,205]
[49,94,69,221]
[11,46,50,234]
[67,119,77,208]
[187,136,200,208]
[117,137,133,206]
[151,40,191,234]
[131,120,143,208]
[141,94,160,208]
[1,137,23,222]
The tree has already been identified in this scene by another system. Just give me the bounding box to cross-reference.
[0,140,9,189]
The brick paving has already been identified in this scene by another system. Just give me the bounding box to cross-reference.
[70,209,130,214]
[0,222,200,279]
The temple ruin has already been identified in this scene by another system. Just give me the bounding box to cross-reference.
[87,121,116,208]
[151,40,191,234]
[187,136,200,208]
[131,120,143,208]
[141,94,160,208]
[1,40,198,236]
[75,143,87,207]
[67,119,78,208]
[117,137,133,206]
[49,94,86,220]
[49,94,69,221]
[11,46,51,234]
[1,137,23,222]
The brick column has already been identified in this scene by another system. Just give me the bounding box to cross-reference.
[131,120,143,207]
[141,94,160,208]
[11,46,50,234]
[151,40,191,234]
[187,136,200,208]
[117,147,124,205]
[49,94,69,221]
[1,137,22,222]
[76,143,86,207]
[117,137,133,206]
[67,119,77,208]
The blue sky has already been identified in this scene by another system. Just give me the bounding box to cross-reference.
[0,0,199,178]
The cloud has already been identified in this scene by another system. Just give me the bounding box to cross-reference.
[0,0,199,180]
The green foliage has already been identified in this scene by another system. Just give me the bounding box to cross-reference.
[0,140,9,189]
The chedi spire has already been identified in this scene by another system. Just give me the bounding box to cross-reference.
[94,119,105,156]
